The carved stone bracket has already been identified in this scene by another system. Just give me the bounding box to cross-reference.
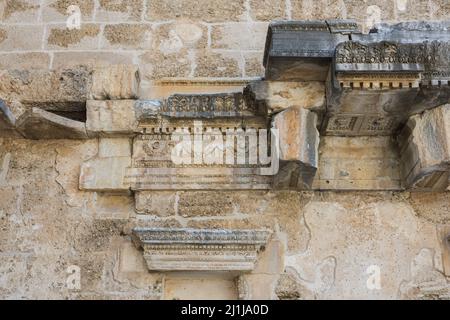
[131,228,270,272]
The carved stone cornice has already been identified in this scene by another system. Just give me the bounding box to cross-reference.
[132,228,270,272]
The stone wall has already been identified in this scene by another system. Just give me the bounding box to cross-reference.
[1,1,450,85]
[1,1,450,300]
[1,137,449,299]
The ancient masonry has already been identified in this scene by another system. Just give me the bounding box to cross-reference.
[1,18,450,299]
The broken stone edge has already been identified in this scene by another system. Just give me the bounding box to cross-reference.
[131,228,271,272]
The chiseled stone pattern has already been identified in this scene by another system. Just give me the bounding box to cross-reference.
[0,138,449,299]
[1,0,450,85]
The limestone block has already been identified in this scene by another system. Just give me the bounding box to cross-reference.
[98,138,131,158]
[245,81,326,114]
[86,100,138,136]
[90,65,140,100]
[164,277,238,300]
[16,107,88,139]
[119,241,147,273]
[398,104,450,191]
[0,100,20,137]
[132,228,270,272]
[272,106,320,189]
[437,225,450,277]
[135,191,176,216]
[79,139,132,192]
[79,156,131,192]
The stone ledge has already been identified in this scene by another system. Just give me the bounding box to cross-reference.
[131,228,270,272]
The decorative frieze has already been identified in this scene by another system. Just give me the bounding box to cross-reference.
[131,228,270,272]
[398,104,450,191]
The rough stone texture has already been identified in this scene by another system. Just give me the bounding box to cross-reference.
[314,136,402,191]
[1,2,450,301]
[102,24,152,50]
[0,0,40,23]
[96,0,144,22]
[135,191,176,216]
[79,138,132,192]
[51,52,133,70]
[0,139,449,299]
[90,65,140,100]
[0,53,50,70]
[0,25,44,51]
[399,104,450,191]
[249,0,286,21]
[16,107,88,139]
[211,23,268,51]
[132,228,270,271]
[272,106,319,189]
[145,0,246,22]
[86,100,137,136]
[195,51,242,78]
[246,81,325,113]
[42,0,95,22]
[138,50,192,80]
[47,24,100,50]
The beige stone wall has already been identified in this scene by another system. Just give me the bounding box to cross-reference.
[0,137,449,299]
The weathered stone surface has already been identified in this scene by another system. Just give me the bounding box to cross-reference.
[244,52,265,77]
[195,51,242,78]
[245,81,325,114]
[164,276,237,300]
[211,23,268,51]
[0,68,91,113]
[79,138,132,192]
[272,106,319,189]
[0,0,40,23]
[138,50,192,80]
[96,0,144,22]
[0,25,44,51]
[263,20,357,81]
[86,100,137,136]
[249,0,286,21]
[51,52,133,70]
[437,225,450,277]
[398,104,450,191]
[145,0,246,22]
[102,24,152,50]
[135,191,176,216]
[90,65,140,100]
[132,228,270,271]
[313,136,402,191]
[16,107,88,139]
[154,22,208,52]
[0,100,20,137]
[46,24,100,49]
[0,53,50,70]
[42,0,95,22]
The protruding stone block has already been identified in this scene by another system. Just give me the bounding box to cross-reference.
[398,104,450,191]
[90,65,140,100]
[244,81,325,114]
[86,100,138,136]
[272,106,319,189]
[16,107,88,139]
[132,228,270,272]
